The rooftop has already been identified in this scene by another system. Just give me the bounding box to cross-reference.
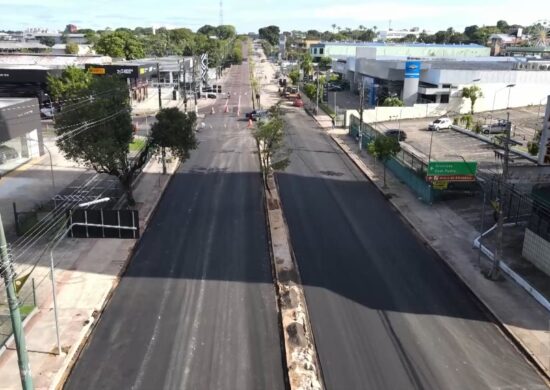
[0,53,111,68]
[0,41,48,49]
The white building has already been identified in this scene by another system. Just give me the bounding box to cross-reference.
[331,44,550,111]
[377,28,431,41]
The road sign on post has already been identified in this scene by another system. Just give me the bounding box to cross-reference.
[426,161,477,182]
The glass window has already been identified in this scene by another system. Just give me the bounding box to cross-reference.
[320,48,324,55]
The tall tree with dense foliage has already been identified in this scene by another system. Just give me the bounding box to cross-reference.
[150,108,198,174]
[53,75,144,204]
[65,42,79,54]
[47,66,92,101]
[38,36,55,47]
[258,25,280,46]
[95,31,145,59]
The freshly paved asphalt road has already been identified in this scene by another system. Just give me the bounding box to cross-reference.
[276,107,548,389]
[65,50,285,390]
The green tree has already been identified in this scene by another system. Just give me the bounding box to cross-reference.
[459,114,474,129]
[197,24,218,37]
[303,83,316,100]
[496,20,509,32]
[54,76,145,205]
[288,69,300,85]
[381,97,404,106]
[216,25,236,40]
[357,29,376,42]
[38,36,56,47]
[65,42,79,54]
[258,25,280,46]
[150,108,198,174]
[95,31,144,59]
[461,85,483,114]
[367,135,401,188]
[231,44,243,64]
[46,66,92,101]
[300,53,313,76]
[399,34,417,43]
[252,106,289,184]
[318,56,332,70]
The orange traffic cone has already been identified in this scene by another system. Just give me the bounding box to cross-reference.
[247,118,253,128]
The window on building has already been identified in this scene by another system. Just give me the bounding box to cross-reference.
[313,48,317,54]
[441,84,451,88]
[320,48,324,55]
[440,94,450,103]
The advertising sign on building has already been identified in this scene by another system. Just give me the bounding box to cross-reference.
[404,61,421,79]
[538,95,550,165]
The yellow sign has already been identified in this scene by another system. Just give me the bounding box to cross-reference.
[139,68,145,74]
[432,181,448,190]
[88,67,106,75]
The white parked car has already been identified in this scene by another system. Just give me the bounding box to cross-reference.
[428,117,452,131]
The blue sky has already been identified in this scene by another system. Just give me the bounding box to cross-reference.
[0,0,547,33]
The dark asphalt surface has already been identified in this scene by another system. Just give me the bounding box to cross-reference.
[65,49,286,390]
[276,107,548,389]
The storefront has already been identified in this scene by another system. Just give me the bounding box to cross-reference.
[0,66,61,105]
[85,62,156,103]
[0,97,43,175]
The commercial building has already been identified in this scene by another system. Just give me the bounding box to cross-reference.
[0,98,43,174]
[0,54,111,105]
[311,42,490,60]
[329,43,550,109]
[85,62,156,102]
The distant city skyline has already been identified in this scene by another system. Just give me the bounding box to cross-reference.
[0,0,547,34]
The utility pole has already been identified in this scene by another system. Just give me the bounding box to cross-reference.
[183,63,187,113]
[316,65,320,115]
[0,214,33,390]
[489,112,511,280]
[156,62,162,110]
[192,56,198,112]
[358,76,365,150]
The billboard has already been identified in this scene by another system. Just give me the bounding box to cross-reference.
[404,61,421,79]
[538,96,550,165]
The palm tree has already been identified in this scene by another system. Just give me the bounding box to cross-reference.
[359,25,365,31]
[331,24,336,33]
[461,85,483,114]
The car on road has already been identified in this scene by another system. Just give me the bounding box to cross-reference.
[40,106,56,119]
[206,93,217,99]
[428,117,452,131]
[293,98,304,107]
[0,145,19,164]
[245,110,269,121]
[482,119,510,134]
[384,129,407,141]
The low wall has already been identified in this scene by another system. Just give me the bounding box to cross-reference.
[522,228,550,277]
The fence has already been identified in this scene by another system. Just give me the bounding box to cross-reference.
[67,209,140,239]
[349,115,434,203]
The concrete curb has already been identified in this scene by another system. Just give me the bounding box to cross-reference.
[263,173,324,390]
[327,132,550,381]
[50,158,181,390]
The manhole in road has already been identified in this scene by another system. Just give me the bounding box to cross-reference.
[319,170,344,177]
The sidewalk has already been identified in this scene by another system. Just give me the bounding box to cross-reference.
[0,155,179,389]
[307,109,550,377]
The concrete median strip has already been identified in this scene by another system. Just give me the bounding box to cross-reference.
[263,173,324,390]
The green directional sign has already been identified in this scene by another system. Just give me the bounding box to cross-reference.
[427,161,477,176]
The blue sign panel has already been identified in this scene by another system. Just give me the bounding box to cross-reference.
[404,61,421,79]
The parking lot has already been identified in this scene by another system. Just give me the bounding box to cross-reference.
[375,113,538,173]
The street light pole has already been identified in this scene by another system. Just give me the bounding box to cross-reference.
[0,213,33,390]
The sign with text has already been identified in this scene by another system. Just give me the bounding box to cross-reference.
[426,175,476,182]
[427,161,477,176]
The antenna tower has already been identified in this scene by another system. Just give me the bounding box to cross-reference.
[219,0,224,26]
